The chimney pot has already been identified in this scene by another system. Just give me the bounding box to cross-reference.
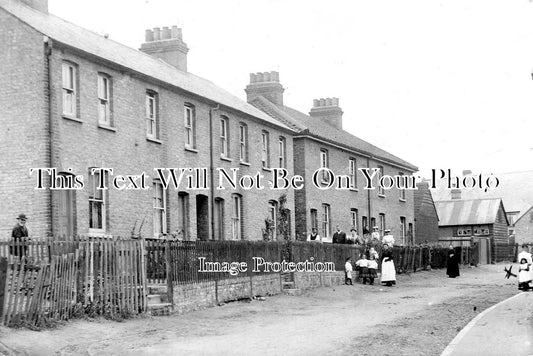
[451,188,462,200]
[250,73,257,83]
[264,72,271,81]
[271,71,279,82]
[326,98,332,106]
[161,27,171,40]
[153,28,161,41]
[257,72,264,82]
[313,99,319,107]
[332,97,339,106]
[145,29,153,42]
[171,25,179,39]
[319,98,326,106]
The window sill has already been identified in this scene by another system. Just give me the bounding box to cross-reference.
[147,137,162,144]
[87,231,110,238]
[378,194,386,198]
[239,161,251,167]
[62,115,83,123]
[350,188,359,192]
[185,147,199,154]
[399,198,406,203]
[262,167,272,173]
[98,123,116,132]
[220,156,233,162]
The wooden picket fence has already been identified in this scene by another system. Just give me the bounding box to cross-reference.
[0,239,147,327]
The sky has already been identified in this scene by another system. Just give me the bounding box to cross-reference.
[48,0,533,178]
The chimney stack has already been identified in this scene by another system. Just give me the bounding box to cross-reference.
[245,71,284,106]
[20,0,48,13]
[451,188,461,200]
[309,97,343,129]
[140,26,189,72]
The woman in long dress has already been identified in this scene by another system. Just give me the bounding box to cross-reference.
[446,245,460,278]
[380,243,396,287]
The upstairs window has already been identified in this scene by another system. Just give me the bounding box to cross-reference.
[97,73,112,126]
[278,136,286,168]
[261,131,270,168]
[146,91,158,139]
[377,166,385,196]
[349,158,357,189]
[220,117,229,158]
[399,171,406,200]
[320,149,329,182]
[62,62,78,117]
[239,123,248,162]
[184,104,195,149]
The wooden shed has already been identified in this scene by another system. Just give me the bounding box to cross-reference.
[435,198,512,263]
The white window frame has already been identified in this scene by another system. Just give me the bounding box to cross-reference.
[232,195,242,240]
[349,158,357,189]
[184,104,195,149]
[239,123,248,162]
[399,172,406,200]
[62,62,77,117]
[98,73,111,126]
[278,137,286,168]
[350,208,358,231]
[378,166,385,196]
[322,204,331,238]
[457,227,472,236]
[320,149,329,181]
[146,92,157,139]
[88,169,106,234]
[262,131,270,168]
[220,117,229,158]
[153,181,167,238]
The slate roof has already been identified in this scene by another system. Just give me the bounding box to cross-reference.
[431,170,533,220]
[0,0,292,131]
[435,198,506,226]
[250,97,418,172]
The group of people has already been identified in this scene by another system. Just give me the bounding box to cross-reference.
[344,243,397,287]
[309,225,396,247]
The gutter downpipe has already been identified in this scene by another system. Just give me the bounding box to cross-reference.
[209,104,220,241]
[44,36,55,238]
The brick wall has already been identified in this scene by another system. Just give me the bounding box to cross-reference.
[294,137,416,243]
[2,23,295,240]
[0,9,51,238]
[172,273,281,314]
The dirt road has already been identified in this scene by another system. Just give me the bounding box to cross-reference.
[0,264,519,355]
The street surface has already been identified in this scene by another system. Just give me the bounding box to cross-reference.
[0,264,520,355]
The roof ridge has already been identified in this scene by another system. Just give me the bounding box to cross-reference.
[250,97,306,131]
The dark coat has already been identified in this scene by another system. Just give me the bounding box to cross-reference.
[11,224,29,257]
[446,248,460,278]
[332,231,346,244]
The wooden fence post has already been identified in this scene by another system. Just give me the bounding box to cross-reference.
[165,239,174,308]
[0,258,7,320]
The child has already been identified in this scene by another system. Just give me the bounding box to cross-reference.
[518,258,532,291]
[344,257,353,285]
[356,254,369,284]
[367,254,378,285]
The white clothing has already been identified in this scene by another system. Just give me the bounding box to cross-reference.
[367,260,378,269]
[382,234,395,246]
[518,251,532,264]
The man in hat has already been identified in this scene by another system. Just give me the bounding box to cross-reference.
[11,213,29,257]
[382,229,395,247]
